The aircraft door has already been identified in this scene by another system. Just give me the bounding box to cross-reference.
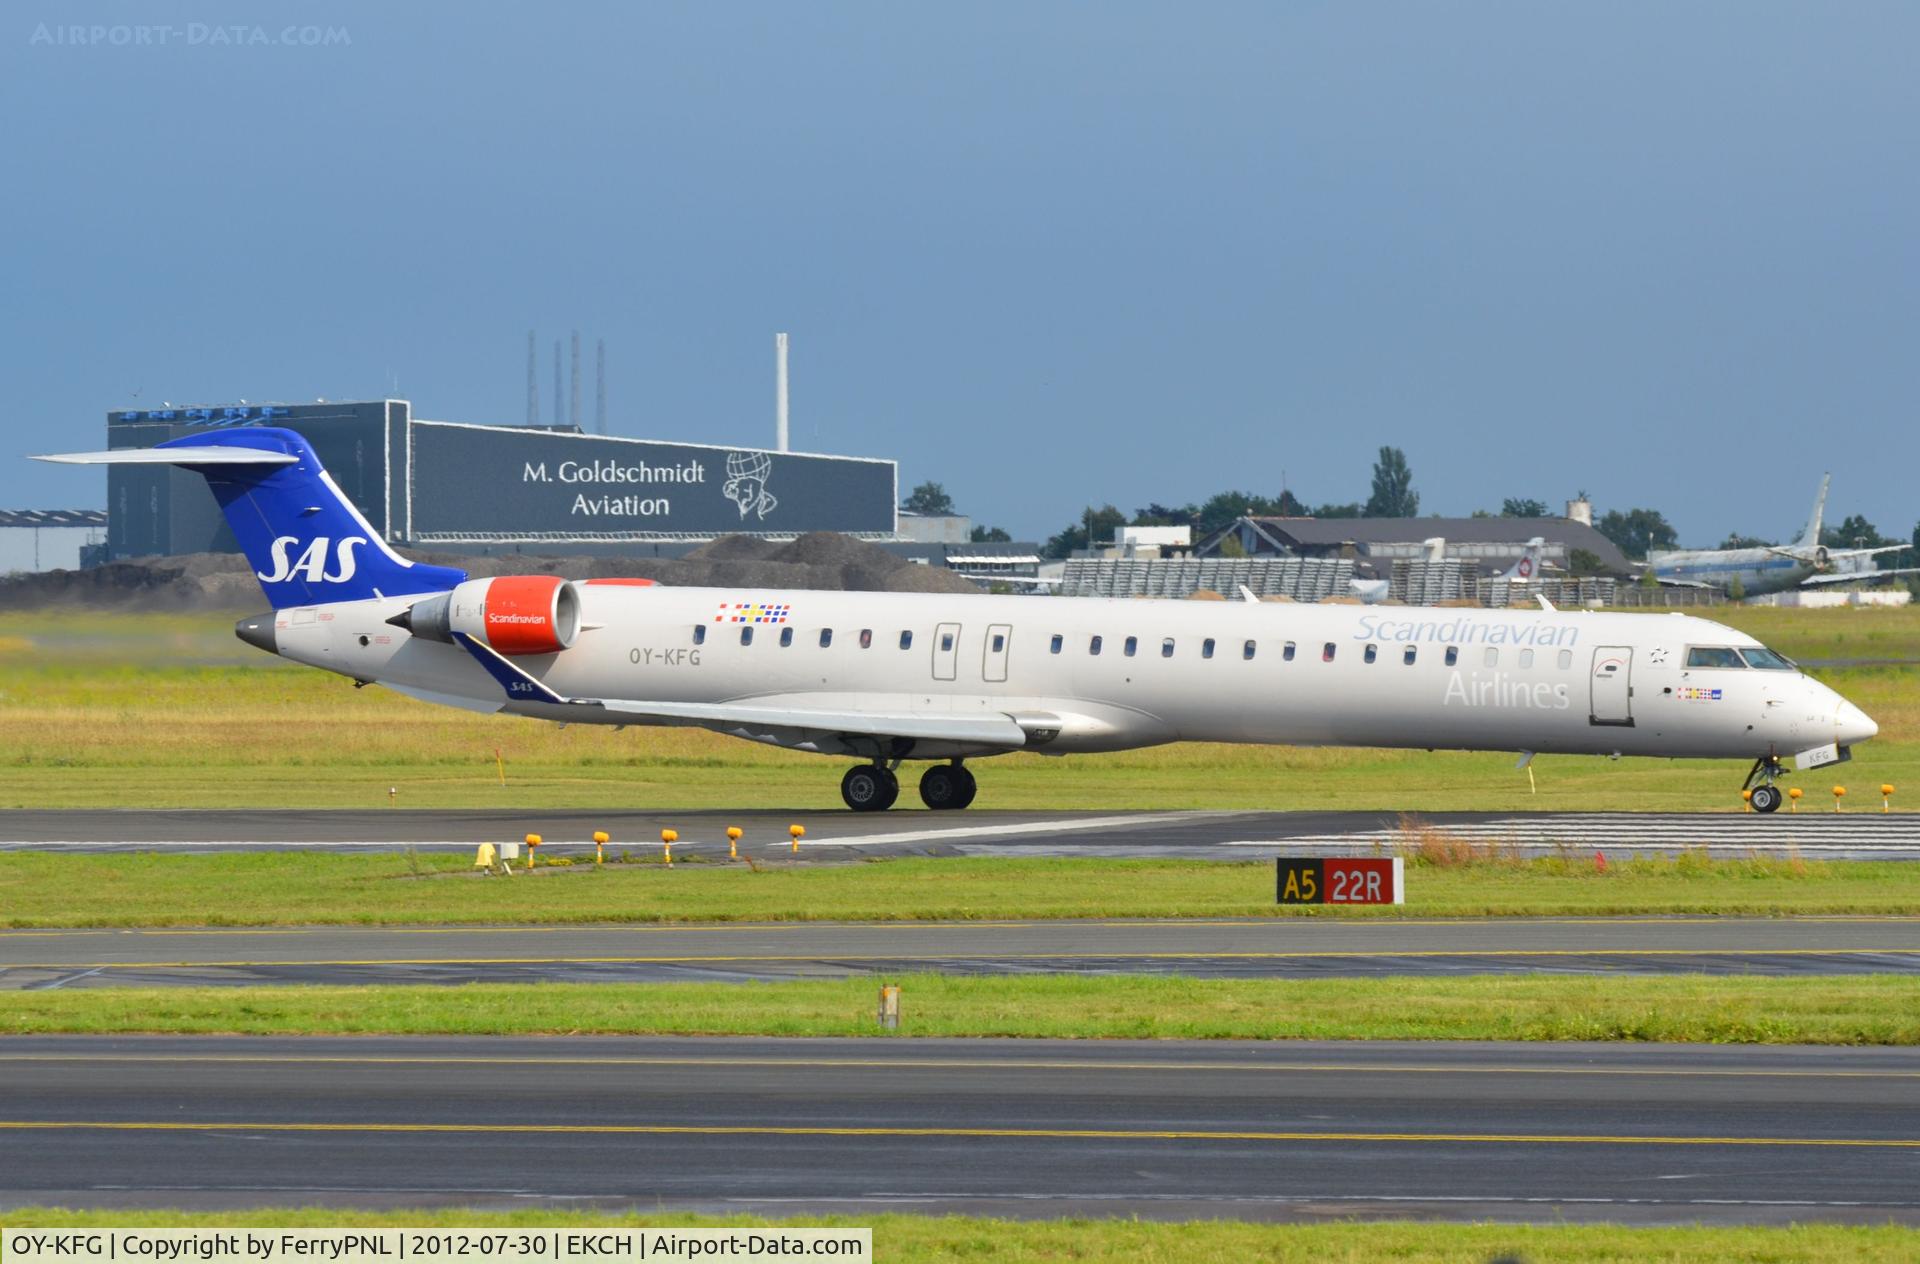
[1589,646,1634,727]
[932,623,960,682]
[983,623,1012,683]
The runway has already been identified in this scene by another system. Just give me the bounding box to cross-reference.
[1,1034,1915,1223]
[6,807,1920,859]
[6,916,1918,987]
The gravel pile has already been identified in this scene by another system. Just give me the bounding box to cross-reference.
[1,533,980,610]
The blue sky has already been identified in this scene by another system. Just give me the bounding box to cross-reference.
[3,2,1914,545]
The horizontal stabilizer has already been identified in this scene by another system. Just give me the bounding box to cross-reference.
[33,447,300,466]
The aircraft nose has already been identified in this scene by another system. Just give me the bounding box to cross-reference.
[1836,699,1878,746]
[234,612,278,655]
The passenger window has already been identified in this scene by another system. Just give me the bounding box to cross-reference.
[992,632,1006,653]
[780,627,793,648]
[1403,646,1416,666]
[1090,635,1103,656]
[859,629,873,649]
[1322,642,1336,662]
[1124,636,1138,657]
[1444,646,1458,667]
[820,629,833,648]
[1283,641,1295,662]
[1483,648,1498,668]
[1050,634,1063,655]
[1363,644,1377,664]
[1160,638,1174,658]
[1686,646,1746,669]
[740,626,753,646]
[693,625,706,646]
[1557,649,1572,670]
[941,632,954,652]
[1519,649,1534,668]
[899,631,913,650]
[1244,640,1257,661]
[1202,638,1215,659]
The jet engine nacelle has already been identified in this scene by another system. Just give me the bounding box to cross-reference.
[1812,545,1832,571]
[396,576,582,656]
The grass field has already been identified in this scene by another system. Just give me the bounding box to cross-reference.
[8,974,1920,1042]
[4,851,1917,926]
[10,1209,1918,1264]
[2,605,1917,811]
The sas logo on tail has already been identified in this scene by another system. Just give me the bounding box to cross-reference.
[256,535,366,584]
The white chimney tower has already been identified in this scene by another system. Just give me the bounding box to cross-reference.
[774,332,790,452]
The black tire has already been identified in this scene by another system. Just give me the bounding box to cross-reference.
[950,764,977,809]
[919,764,977,810]
[842,765,899,812]
[1750,783,1783,814]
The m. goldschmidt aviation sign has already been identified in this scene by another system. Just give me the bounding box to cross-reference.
[407,422,896,537]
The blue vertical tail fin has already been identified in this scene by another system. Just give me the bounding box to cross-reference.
[34,427,466,608]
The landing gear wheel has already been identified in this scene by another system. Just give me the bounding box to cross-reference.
[918,763,978,810]
[841,765,899,812]
[1750,783,1783,814]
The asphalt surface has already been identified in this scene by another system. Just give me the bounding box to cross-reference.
[6,917,1918,988]
[1,1034,1914,1223]
[6,807,1920,859]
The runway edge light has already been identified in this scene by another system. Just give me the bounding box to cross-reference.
[593,830,609,865]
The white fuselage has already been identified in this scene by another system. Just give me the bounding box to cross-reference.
[267,586,1875,766]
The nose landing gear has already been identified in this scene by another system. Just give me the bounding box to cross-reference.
[1743,756,1787,814]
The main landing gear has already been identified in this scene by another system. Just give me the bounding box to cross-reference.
[917,762,977,811]
[1743,756,1787,814]
[839,761,978,812]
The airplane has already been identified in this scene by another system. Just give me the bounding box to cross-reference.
[1491,537,1550,584]
[1648,474,1919,597]
[36,428,1878,814]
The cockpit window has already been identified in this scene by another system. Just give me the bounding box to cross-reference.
[1685,646,1746,669]
[1738,646,1795,671]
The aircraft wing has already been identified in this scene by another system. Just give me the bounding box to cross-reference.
[1648,575,1714,589]
[1800,567,1920,587]
[450,632,1033,747]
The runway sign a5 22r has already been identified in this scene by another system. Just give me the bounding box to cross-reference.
[1276,857,1405,905]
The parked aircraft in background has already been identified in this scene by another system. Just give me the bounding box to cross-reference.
[1649,474,1918,597]
[36,431,1878,814]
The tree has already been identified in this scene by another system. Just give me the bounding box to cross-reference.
[1566,547,1604,575]
[1130,502,1196,527]
[1363,447,1418,517]
[901,481,955,516]
[969,524,1011,543]
[1718,533,1772,550]
[1501,498,1549,518]
[1312,501,1364,519]
[1596,507,1678,561]
[1041,504,1127,559]
[1823,514,1889,550]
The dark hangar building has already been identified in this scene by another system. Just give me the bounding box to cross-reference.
[104,400,899,560]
